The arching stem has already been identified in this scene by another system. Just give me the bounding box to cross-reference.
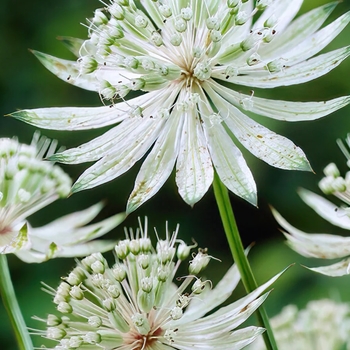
[213,173,278,350]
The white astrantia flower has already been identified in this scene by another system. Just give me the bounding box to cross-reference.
[247,299,350,350]
[0,133,126,263]
[11,1,350,212]
[33,219,285,350]
[272,134,350,277]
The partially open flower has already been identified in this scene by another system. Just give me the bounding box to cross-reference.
[11,1,350,211]
[34,219,284,349]
[272,134,350,277]
[247,299,350,350]
[0,133,125,263]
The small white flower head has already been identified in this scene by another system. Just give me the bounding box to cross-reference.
[248,299,350,350]
[12,1,350,212]
[34,219,284,349]
[272,135,350,277]
[0,133,126,263]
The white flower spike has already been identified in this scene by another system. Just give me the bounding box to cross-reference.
[11,0,350,212]
[0,133,126,263]
[272,134,350,277]
[33,219,286,349]
[247,299,350,350]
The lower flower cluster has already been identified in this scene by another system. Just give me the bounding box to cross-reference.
[34,220,281,350]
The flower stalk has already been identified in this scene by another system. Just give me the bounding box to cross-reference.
[213,172,278,350]
[0,255,34,350]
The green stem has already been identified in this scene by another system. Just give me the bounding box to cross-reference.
[212,173,278,350]
[0,255,34,350]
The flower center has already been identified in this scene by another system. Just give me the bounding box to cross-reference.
[127,326,163,350]
[0,226,11,235]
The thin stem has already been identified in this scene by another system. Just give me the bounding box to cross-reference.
[0,255,34,350]
[212,173,278,350]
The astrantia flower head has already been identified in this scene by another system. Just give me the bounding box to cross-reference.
[34,219,283,349]
[272,134,350,277]
[11,0,350,211]
[247,299,350,350]
[0,133,125,262]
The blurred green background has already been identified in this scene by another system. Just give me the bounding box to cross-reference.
[1,0,350,348]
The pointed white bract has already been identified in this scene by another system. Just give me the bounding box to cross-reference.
[11,0,350,211]
[272,135,350,277]
[0,134,125,263]
[34,219,285,349]
[247,299,350,350]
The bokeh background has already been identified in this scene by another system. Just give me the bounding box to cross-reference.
[1,0,350,348]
